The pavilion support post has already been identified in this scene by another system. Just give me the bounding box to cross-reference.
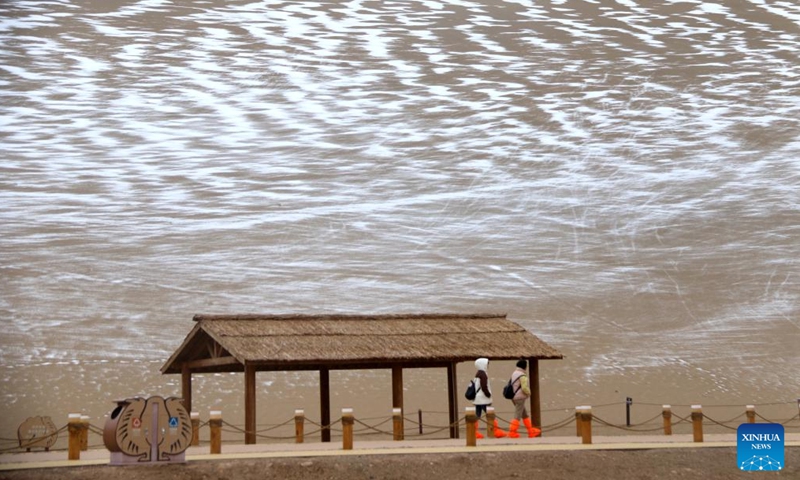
[181,364,192,414]
[244,364,256,444]
[529,358,541,431]
[392,366,404,440]
[320,368,331,443]
[447,362,459,439]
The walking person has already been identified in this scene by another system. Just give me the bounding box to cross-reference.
[470,358,507,439]
[507,359,541,438]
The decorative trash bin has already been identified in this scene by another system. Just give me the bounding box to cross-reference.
[103,396,192,465]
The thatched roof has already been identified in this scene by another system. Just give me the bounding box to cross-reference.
[161,313,563,374]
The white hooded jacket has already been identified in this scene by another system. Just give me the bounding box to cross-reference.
[471,358,492,406]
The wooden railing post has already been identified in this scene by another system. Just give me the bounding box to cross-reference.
[191,412,200,446]
[580,406,592,445]
[68,413,82,460]
[691,405,703,443]
[746,405,756,424]
[392,408,404,441]
[209,410,222,454]
[662,405,672,435]
[295,409,305,444]
[80,415,89,451]
[485,407,496,438]
[465,407,477,447]
[342,408,354,450]
[575,407,582,437]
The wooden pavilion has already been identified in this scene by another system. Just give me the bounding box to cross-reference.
[160,313,563,444]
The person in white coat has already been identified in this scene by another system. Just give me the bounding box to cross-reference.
[470,358,507,439]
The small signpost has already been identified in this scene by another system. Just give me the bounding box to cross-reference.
[17,416,58,452]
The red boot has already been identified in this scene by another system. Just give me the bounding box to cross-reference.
[523,418,541,438]
[508,419,521,438]
[475,424,484,439]
[493,419,508,438]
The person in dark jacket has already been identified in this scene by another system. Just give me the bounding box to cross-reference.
[506,359,541,438]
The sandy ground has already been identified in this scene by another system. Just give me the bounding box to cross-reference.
[1,447,798,480]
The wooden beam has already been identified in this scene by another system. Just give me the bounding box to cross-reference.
[185,356,240,370]
[246,360,454,372]
[205,338,226,359]
[244,364,256,444]
[447,362,459,438]
[181,364,192,414]
[320,368,331,443]
[529,358,541,429]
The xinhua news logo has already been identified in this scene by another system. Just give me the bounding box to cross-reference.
[737,423,784,471]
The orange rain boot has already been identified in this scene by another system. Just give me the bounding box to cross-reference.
[493,419,507,438]
[475,422,484,439]
[507,419,521,438]
[523,418,542,438]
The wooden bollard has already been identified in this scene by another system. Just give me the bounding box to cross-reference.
[662,405,672,435]
[191,412,200,446]
[485,407,496,439]
[67,414,82,460]
[575,407,582,437]
[80,415,89,451]
[746,405,756,424]
[342,408,354,450]
[465,407,477,447]
[691,405,703,443]
[580,407,592,445]
[392,408,404,441]
[295,409,305,444]
[209,410,222,454]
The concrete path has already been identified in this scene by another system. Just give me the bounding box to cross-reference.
[2,433,799,471]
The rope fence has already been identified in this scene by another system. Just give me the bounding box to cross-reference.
[6,399,799,458]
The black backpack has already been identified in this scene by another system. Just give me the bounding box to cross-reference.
[503,376,522,399]
[465,380,477,400]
